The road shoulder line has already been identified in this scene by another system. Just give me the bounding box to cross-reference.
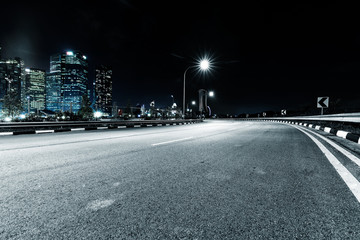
[293,125,360,203]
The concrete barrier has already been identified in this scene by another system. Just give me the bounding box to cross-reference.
[0,119,203,136]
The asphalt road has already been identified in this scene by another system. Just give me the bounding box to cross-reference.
[1,120,360,239]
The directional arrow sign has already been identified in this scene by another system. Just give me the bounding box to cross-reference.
[281,110,286,116]
[317,97,329,108]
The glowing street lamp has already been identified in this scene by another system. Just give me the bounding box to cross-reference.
[183,58,210,117]
[200,59,209,70]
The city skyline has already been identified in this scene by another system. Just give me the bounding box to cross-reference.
[0,48,114,116]
[1,1,360,115]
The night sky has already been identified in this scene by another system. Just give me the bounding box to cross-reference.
[1,1,360,115]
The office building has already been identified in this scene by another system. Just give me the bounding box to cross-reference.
[0,56,24,112]
[95,65,112,115]
[24,68,46,112]
[46,50,88,112]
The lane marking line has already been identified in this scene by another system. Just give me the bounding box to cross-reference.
[151,137,193,146]
[86,199,115,211]
[297,125,360,168]
[294,125,360,203]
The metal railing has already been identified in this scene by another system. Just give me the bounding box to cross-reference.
[0,119,203,133]
[240,112,360,123]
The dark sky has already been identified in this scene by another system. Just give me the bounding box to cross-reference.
[1,1,360,115]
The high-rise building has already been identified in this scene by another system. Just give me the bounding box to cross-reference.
[0,56,25,112]
[46,54,62,112]
[95,65,113,115]
[24,68,46,112]
[46,50,88,113]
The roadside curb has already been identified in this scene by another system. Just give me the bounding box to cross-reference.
[269,120,360,145]
[0,121,199,137]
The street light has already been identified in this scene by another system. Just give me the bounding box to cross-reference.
[183,59,210,117]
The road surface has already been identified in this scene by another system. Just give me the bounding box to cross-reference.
[1,120,360,239]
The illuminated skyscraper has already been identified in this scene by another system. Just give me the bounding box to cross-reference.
[24,68,46,112]
[0,56,25,112]
[46,50,89,112]
[95,65,112,115]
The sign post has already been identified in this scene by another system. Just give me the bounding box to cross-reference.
[317,97,329,115]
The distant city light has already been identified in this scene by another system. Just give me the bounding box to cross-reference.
[19,114,26,119]
[192,101,196,105]
[94,111,102,118]
[25,68,31,73]
[4,117,12,122]
[209,91,214,97]
[83,55,87,60]
[66,51,74,56]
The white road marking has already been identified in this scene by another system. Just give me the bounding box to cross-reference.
[294,125,360,203]
[301,126,360,168]
[86,199,115,211]
[151,136,193,146]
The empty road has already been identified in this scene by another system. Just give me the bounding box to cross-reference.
[1,120,360,239]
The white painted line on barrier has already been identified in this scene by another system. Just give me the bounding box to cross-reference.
[294,125,360,203]
[315,126,321,130]
[324,127,332,133]
[97,127,108,130]
[336,130,349,139]
[152,137,193,146]
[71,128,85,131]
[36,130,55,134]
[0,132,13,136]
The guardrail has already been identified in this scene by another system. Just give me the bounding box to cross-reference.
[0,119,203,135]
[239,112,360,144]
[239,112,360,123]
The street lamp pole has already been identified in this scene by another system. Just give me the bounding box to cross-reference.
[182,59,210,118]
[183,66,194,118]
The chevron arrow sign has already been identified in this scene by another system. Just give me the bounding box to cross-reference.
[317,97,329,108]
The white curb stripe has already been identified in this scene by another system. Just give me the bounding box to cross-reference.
[36,130,55,134]
[0,132,13,136]
[336,130,349,139]
[71,128,85,131]
[324,127,332,133]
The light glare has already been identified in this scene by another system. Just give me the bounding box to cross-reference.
[200,59,209,70]
[94,111,102,118]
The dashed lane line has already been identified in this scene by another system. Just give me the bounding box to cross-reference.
[151,137,193,146]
